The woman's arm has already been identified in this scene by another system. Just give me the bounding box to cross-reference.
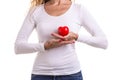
[14,7,45,54]
[77,5,108,49]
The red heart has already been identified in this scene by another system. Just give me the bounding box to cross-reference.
[58,26,69,36]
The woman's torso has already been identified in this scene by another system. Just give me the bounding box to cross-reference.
[31,2,83,75]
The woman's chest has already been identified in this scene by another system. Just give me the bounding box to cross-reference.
[44,4,71,16]
[34,10,82,38]
[35,19,81,39]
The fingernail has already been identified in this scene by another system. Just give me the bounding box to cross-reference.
[72,40,75,43]
[51,33,53,36]
[59,39,62,42]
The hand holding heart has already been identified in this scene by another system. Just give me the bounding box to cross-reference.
[44,26,78,50]
[53,26,78,41]
[51,32,78,41]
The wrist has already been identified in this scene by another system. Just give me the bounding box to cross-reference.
[74,34,78,41]
[44,41,50,50]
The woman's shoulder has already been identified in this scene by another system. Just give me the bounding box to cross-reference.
[28,4,44,15]
[73,2,82,7]
[72,2,84,11]
[73,2,88,12]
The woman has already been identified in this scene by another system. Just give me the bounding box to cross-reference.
[14,0,108,80]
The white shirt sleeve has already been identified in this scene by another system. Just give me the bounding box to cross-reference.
[14,7,45,54]
[77,5,108,49]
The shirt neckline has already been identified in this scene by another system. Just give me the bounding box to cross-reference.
[42,2,73,18]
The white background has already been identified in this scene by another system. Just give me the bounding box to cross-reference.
[0,0,120,80]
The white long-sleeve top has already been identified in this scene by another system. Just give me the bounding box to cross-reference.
[15,2,108,75]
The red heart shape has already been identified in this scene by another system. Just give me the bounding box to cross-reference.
[58,26,69,36]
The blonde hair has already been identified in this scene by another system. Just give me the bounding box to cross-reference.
[31,0,73,7]
[31,0,49,7]
[30,0,74,11]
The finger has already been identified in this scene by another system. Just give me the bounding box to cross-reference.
[60,40,75,44]
[61,32,73,40]
[51,33,65,39]
[51,38,62,42]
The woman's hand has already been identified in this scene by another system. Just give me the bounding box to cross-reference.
[51,32,78,41]
[44,32,78,50]
[44,38,75,50]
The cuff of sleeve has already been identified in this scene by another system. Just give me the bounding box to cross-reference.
[76,35,87,42]
[39,42,46,53]
[76,34,81,42]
